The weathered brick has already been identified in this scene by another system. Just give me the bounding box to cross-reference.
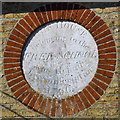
[0,26,4,32]
[1,96,17,104]
[93,8,103,14]
[115,20,120,26]
[0,33,9,38]
[108,108,119,116]
[106,20,115,27]
[104,7,119,13]
[88,108,107,116]
[1,109,15,117]
[5,13,14,18]
[0,15,5,18]
[14,13,26,18]
[104,102,118,108]
[12,103,26,110]
[114,34,119,40]
[112,13,119,19]
[24,110,39,117]
[2,20,18,25]
[101,14,111,19]
[4,25,13,32]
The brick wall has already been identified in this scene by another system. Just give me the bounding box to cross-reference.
[0,2,119,119]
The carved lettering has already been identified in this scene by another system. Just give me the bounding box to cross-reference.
[22,21,98,99]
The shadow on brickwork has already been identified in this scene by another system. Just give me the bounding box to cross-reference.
[0,90,53,120]
[1,2,120,120]
[2,2,120,14]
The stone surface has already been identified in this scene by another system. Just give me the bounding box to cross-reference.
[22,21,98,99]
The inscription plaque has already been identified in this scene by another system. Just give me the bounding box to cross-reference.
[22,21,98,99]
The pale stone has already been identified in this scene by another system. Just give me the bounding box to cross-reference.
[22,21,98,99]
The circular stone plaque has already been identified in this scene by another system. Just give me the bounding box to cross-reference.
[22,21,98,99]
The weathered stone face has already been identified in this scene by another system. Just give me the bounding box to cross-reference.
[22,21,98,99]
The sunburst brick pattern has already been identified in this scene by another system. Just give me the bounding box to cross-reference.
[3,3,117,117]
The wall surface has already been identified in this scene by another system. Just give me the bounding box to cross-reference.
[0,2,120,120]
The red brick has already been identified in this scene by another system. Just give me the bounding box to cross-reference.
[29,12,40,27]
[82,11,95,27]
[89,19,105,32]
[89,82,104,96]
[4,58,20,63]
[92,78,108,90]
[4,67,21,75]
[46,4,52,21]
[19,19,33,33]
[51,3,57,20]
[98,41,115,50]
[24,15,36,30]
[79,9,91,24]
[57,3,62,20]
[92,24,108,36]
[39,98,47,114]
[98,64,115,71]
[33,95,43,111]
[89,19,105,33]
[85,16,100,29]
[9,34,25,44]
[96,35,113,44]
[40,6,49,23]
[7,40,23,49]
[83,89,95,105]
[14,84,29,98]
[86,86,100,100]
[66,98,73,115]
[23,91,35,106]
[74,8,85,22]
[79,92,91,108]
[44,98,52,116]
[61,3,68,20]
[29,93,39,108]
[18,88,31,102]
[61,99,67,116]
[6,71,22,81]
[56,100,62,117]
[95,73,111,85]
[4,52,21,58]
[70,96,79,114]
[97,69,114,78]
[99,59,116,65]
[34,12,44,25]
[66,3,74,20]
[4,63,20,69]
[12,29,26,40]
[70,4,80,21]
[50,99,56,116]
[7,76,24,87]
[94,29,111,41]
[73,104,79,114]
[74,94,84,111]
[15,23,30,36]
[99,53,116,59]
[11,81,27,92]
[99,47,116,54]
[5,46,21,53]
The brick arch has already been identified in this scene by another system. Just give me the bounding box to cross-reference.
[3,3,116,117]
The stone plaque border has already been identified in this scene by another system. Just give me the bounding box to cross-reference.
[3,3,116,117]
